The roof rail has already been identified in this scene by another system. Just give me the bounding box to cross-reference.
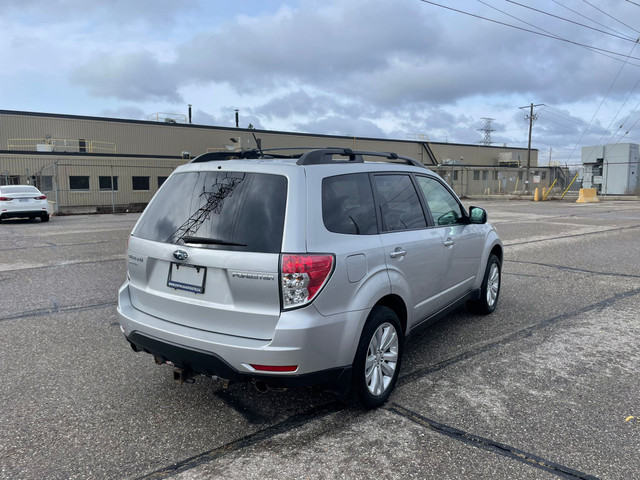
[189,147,427,168]
[296,148,426,168]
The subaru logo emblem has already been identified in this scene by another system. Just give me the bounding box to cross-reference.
[173,249,189,261]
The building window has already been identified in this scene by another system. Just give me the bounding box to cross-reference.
[99,176,118,191]
[494,171,499,180]
[158,176,168,188]
[132,176,150,191]
[541,172,547,180]
[518,171,523,180]
[482,171,487,181]
[453,170,459,181]
[69,176,90,190]
[473,171,480,181]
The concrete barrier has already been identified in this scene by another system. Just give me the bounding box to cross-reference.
[576,188,599,203]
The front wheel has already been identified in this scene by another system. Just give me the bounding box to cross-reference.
[349,306,403,409]
[469,254,501,315]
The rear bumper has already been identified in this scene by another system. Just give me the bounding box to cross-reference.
[0,209,48,219]
[125,331,352,393]
[117,282,365,394]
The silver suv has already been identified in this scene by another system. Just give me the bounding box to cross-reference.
[117,148,502,408]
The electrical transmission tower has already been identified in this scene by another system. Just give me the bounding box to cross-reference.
[477,117,496,145]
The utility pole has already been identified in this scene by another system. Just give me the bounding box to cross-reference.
[519,103,544,193]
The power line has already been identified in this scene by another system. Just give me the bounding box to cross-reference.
[505,0,638,43]
[538,106,589,127]
[601,77,640,145]
[552,0,634,39]
[580,0,640,36]
[419,1,640,65]
[536,114,582,132]
[566,39,640,163]
[476,0,640,67]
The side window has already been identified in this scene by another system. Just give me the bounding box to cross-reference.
[322,173,377,235]
[416,176,465,226]
[372,174,427,232]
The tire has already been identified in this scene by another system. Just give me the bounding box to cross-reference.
[349,306,403,409]
[41,214,50,223]
[469,254,501,315]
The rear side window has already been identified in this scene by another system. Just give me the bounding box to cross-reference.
[372,174,427,231]
[322,173,377,235]
[133,171,287,253]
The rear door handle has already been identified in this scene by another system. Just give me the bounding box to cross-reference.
[389,248,407,258]
[443,238,455,247]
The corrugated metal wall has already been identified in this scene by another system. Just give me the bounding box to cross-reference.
[1,110,538,165]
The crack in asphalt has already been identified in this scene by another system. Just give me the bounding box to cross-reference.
[492,206,640,225]
[388,404,600,480]
[0,240,110,251]
[0,256,125,273]
[0,300,117,323]
[502,224,640,247]
[396,286,640,386]
[133,401,345,480]
[506,259,640,278]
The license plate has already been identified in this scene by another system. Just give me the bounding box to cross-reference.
[167,263,206,294]
[19,199,29,203]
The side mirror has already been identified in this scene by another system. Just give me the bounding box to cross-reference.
[469,206,487,224]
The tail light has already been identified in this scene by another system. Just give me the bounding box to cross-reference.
[250,364,298,372]
[0,197,12,201]
[35,195,47,200]
[281,254,334,310]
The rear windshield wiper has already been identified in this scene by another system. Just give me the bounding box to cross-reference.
[181,236,247,246]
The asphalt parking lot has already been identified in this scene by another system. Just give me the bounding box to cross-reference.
[1,198,639,480]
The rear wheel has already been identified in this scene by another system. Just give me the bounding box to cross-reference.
[41,214,50,223]
[349,306,403,409]
[469,254,501,315]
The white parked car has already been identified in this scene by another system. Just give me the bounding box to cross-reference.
[0,185,50,222]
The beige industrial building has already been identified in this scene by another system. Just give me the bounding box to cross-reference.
[0,109,560,213]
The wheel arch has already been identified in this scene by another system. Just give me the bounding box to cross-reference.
[490,244,503,264]
[373,294,408,336]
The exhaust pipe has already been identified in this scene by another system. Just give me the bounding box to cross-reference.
[173,367,195,384]
[253,379,269,393]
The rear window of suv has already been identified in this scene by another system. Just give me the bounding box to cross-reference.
[133,171,287,253]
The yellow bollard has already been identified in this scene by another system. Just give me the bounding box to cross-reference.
[542,187,547,200]
[534,187,540,201]
[576,188,599,203]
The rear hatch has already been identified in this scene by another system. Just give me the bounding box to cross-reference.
[127,169,288,341]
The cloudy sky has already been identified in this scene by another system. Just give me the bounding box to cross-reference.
[3,0,640,164]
